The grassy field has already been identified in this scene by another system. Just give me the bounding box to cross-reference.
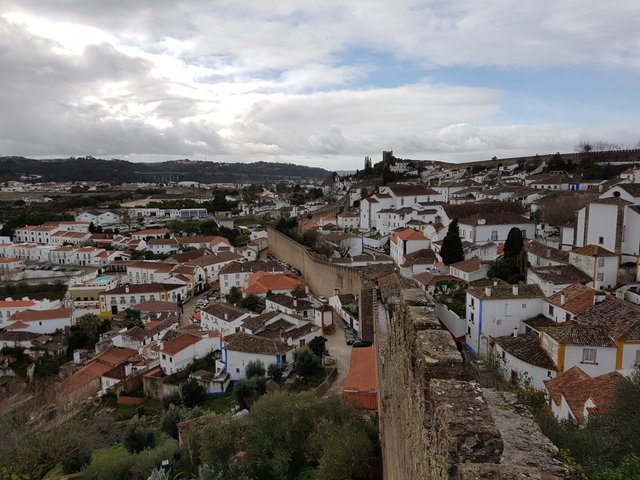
[200,389,238,414]
[45,444,128,479]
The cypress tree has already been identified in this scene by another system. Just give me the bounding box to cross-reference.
[441,219,465,265]
[504,227,524,259]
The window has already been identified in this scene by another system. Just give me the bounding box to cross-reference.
[491,231,498,241]
[635,350,640,366]
[162,354,166,360]
[521,303,527,309]
[598,258,605,267]
[582,348,596,364]
[470,312,475,322]
[467,327,471,335]
[470,298,475,307]
[597,273,604,281]
[598,236,604,244]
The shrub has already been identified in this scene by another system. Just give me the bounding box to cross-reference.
[245,360,266,379]
[181,379,207,408]
[124,420,156,454]
[293,348,321,377]
[267,363,286,382]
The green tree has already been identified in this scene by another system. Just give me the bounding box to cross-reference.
[245,360,266,379]
[308,336,328,359]
[225,287,242,305]
[181,379,207,408]
[267,362,286,383]
[161,404,185,439]
[124,420,156,454]
[440,219,465,265]
[293,348,321,377]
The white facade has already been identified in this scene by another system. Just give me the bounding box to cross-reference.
[160,333,222,375]
[225,349,286,381]
[465,287,544,356]
[495,343,556,390]
[458,221,535,246]
[568,251,618,290]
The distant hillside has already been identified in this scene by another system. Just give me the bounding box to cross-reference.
[0,157,329,184]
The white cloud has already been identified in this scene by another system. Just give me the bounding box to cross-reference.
[0,1,638,169]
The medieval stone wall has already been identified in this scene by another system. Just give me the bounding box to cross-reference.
[376,288,572,480]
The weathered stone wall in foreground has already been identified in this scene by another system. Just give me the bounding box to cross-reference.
[376,288,572,480]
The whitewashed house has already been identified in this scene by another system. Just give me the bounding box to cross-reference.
[465,284,545,356]
[159,331,223,375]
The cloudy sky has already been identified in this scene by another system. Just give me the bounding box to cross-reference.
[1,1,639,170]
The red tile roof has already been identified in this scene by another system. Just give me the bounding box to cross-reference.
[343,346,378,410]
[390,228,427,244]
[544,367,623,423]
[10,308,71,322]
[546,284,597,314]
[243,272,301,295]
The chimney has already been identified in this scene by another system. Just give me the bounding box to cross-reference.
[224,312,228,320]
[513,327,518,338]
[125,285,129,293]
[560,293,566,306]
[293,299,298,307]
[493,280,498,286]
[546,248,551,257]
[512,285,519,296]
[485,287,492,297]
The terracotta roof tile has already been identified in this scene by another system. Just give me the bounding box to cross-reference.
[224,332,291,355]
[494,332,557,370]
[544,367,623,423]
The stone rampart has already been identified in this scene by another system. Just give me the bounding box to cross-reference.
[376,288,571,479]
[267,227,378,340]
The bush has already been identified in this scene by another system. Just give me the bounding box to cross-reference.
[293,348,321,377]
[234,377,267,410]
[61,444,92,474]
[162,391,182,409]
[245,360,266,379]
[308,336,327,358]
[124,420,156,454]
[161,404,185,440]
[181,379,207,408]
[267,363,286,382]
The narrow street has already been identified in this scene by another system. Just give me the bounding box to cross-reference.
[323,324,353,395]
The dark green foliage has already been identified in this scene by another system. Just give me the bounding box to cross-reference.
[308,336,327,358]
[267,362,286,382]
[181,380,207,408]
[503,227,524,259]
[440,219,465,265]
[0,281,67,301]
[488,256,522,284]
[124,420,156,454]
[61,441,92,474]
[225,287,242,305]
[531,370,640,479]
[238,294,264,313]
[489,229,528,283]
[245,360,266,379]
[293,348,321,377]
[234,377,267,410]
[162,391,183,409]
[161,404,185,439]
[68,314,111,353]
[433,279,468,318]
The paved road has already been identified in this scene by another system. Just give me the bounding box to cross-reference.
[324,324,353,395]
[180,290,211,326]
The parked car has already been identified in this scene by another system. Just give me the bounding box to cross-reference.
[345,331,356,345]
[352,340,373,348]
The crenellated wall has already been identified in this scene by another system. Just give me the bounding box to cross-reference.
[267,227,383,341]
[376,288,573,480]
